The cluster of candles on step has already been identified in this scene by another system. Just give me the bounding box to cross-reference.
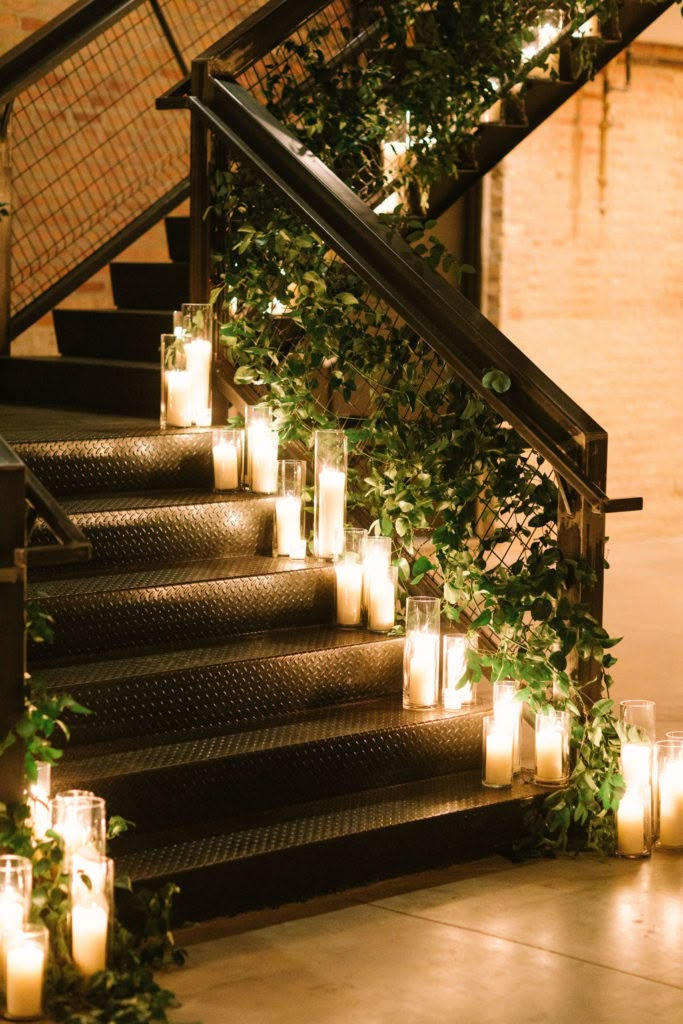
[160,304,214,429]
[615,700,683,858]
[0,772,112,1020]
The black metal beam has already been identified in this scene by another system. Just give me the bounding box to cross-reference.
[193,80,609,507]
[0,438,26,804]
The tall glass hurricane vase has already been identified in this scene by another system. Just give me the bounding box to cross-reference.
[314,429,347,560]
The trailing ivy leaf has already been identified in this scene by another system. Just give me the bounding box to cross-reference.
[482,369,512,393]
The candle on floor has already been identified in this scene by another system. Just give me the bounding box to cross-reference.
[71,901,109,978]
[335,559,363,627]
[620,742,652,789]
[483,717,514,788]
[617,790,649,857]
[367,567,396,633]
[534,710,569,786]
[5,929,47,1021]
[655,741,683,849]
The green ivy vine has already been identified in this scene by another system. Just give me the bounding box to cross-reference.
[209,0,645,853]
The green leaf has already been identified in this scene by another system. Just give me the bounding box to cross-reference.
[482,369,512,393]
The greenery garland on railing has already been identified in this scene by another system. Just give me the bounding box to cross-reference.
[211,0,639,853]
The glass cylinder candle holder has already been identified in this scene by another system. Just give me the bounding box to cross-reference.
[442,634,478,711]
[51,791,106,868]
[362,534,391,617]
[619,699,656,744]
[403,596,440,710]
[181,302,213,427]
[482,714,514,789]
[212,427,244,492]
[160,333,192,429]
[620,741,652,790]
[274,460,305,556]
[314,430,347,560]
[3,925,48,1021]
[617,784,652,859]
[335,529,366,628]
[655,741,683,850]
[666,731,683,741]
[534,709,570,787]
[0,856,32,965]
[28,762,51,841]
[493,680,522,775]
[245,405,278,494]
[70,854,113,979]
[367,564,397,634]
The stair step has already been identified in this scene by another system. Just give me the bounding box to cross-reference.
[110,262,190,311]
[115,771,540,921]
[29,490,275,572]
[28,556,335,660]
[164,216,190,263]
[0,357,159,418]
[40,626,403,745]
[53,309,171,362]
[56,698,484,830]
[14,430,212,496]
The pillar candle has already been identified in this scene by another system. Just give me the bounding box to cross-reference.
[368,575,395,632]
[0,895,25,957]
[72,902,109,978]
[213,441,239,491]
[659,767,683,848]
[165,369,192,427]
[5,940,45,1019]
[617,791,647,856]
[485,728,514,787]
[275,496,302,556]
[536,728,563,783]
[186,338,212,424]
[407,635,438,706]
[249,429,278,493]
[621,743,651,789]
[335,562,363,626]
[317,468,346,558]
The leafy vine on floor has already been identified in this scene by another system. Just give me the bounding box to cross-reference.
[210,0,640,853]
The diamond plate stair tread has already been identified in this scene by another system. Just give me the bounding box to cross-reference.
[59,697,482,781]
[0,403,158,442]
[117,771,537,882]
[52,490,267,514]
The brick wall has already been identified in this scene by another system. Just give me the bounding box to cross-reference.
[491,45,683,541]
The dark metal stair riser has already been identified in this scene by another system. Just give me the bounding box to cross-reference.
[13,432,213,496]
[29,495,275,571]
[46,636,404,745]
[110,262,190,311]
[164,217,190,263]
[118,795,539,923]
[54,309,172,362]
[59,712,485,831]
[28,564,336,660]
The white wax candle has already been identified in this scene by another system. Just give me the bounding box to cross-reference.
[249,429,278,493]
[30,792,50,841]
[407,635,438,706]
[275,496,302,556]
[621,743,651,789]
[335,562,363,626]
[617,791,646,856]
[165,369,192,427]
[536,728,564,783]
[442,685,463,711]
[213,441,239,490]
[485,729,514,787]
[72,902,109,978]
[368,575,395,632]
[186,338,212,424]
[659,767,683,848]
[289,538,308,559]
[317,468,346,558]
[0,895,25,956]
[6,940,45,1019]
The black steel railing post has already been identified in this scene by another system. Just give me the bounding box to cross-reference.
[189,58,212,306]
[0,446,27,805]
[0,103,11,355]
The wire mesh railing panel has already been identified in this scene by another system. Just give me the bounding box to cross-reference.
[159,0,266,63]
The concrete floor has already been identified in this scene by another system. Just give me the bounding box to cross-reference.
[168,528,683,1024]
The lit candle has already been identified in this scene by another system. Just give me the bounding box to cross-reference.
[617,791,647,856]
[535,728,564,783]
[213,440,239,491]
[164,369,192,427]
[289,538,307,559]
[248,428,278,493]
[659,767,683,848]
[72,902,109,978]
[0,894,25,958]
[335,561,363,626]
[185,338,212,425]
[367,574,395,632]
[620,743,651,789]
[275,496,302,556]
[5,938,45,1019]
[407,635,438,707]
[485,728,514,787]
[317,468,346,558]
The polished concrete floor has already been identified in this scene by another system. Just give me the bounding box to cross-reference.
[168,528,683,1024]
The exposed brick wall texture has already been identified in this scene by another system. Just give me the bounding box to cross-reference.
[495,47,682,542]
